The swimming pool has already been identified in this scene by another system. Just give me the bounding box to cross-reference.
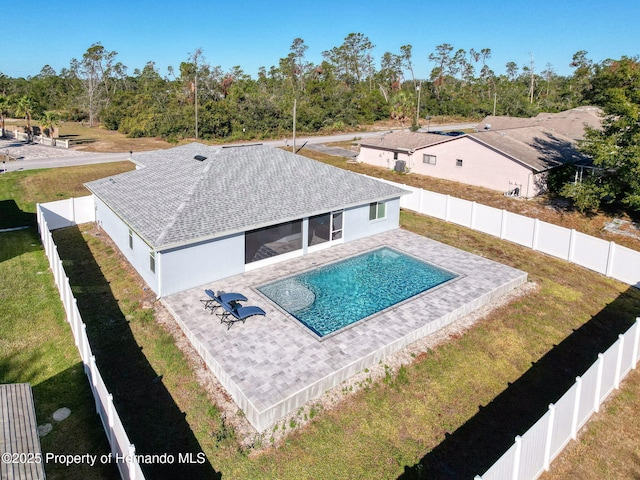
[257,247,458,337]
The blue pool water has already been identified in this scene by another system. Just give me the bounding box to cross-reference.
[258,247,458,337]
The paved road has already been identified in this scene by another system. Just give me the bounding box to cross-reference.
[0,122,477,172]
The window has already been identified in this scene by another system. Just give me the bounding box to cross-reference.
[128,229,133,250]
[331,211,343,240]
[245,219,303,264]
[456,159,464,167]
[423,154,436,165]
[308,210,344,246]
[149,251,156,273]
[369,201,386,221]
[393,152,398,160]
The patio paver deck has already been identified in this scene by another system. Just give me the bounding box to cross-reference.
[162,228,528,431]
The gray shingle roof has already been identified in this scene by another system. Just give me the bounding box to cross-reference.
[469,127,591,172]
[359,131,452,151]
[475,107,603,140]
[86,143,407,250]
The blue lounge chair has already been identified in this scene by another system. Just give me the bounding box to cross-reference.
[217,303,266,329]
[201,289,247,313]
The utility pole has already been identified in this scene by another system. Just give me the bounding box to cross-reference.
[292,98,297,153]
[191,48,203,140]
[415,81,422,126]
[529,52,535,104]
[493,92,497,116]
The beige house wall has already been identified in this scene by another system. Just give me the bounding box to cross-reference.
[357,136,543,197]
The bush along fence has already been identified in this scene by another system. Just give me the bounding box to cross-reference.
[373,179,640,288]
[476,319,640,480]
[36,201,144,480]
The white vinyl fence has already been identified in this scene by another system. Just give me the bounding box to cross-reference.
[374,179,640,288]
[36,199,144,480]
[37,189,640,480]
[476,319,640,480]
[373,178,640,479]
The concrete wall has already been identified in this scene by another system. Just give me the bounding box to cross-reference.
[358,136,542,197]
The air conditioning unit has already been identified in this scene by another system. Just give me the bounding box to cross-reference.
[394,160,406,172]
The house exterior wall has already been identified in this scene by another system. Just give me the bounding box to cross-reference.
[94,197,160,294]
[358,147,412,171]
[159,233,245,297]
[343,198,401,242]
[96,196,402,297]
[358,137,542,197]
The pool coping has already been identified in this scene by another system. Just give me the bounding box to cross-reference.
[253,245,464,341]
[162,228,528,432]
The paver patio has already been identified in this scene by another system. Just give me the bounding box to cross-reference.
[162,228,528,431]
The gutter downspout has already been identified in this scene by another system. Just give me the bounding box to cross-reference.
[156,250,163,299]
[526,172,533,198]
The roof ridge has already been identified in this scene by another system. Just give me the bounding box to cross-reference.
[154,159,214,246]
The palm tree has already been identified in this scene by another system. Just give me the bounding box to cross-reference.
[41,111,59,139]
[14,96,34,141]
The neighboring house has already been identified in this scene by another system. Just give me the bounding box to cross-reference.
[476,106,603,140]
[85,143,407,297]
[357,107,598,197]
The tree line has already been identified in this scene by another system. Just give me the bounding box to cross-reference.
[1,37,598,142]
[0,37,638,215]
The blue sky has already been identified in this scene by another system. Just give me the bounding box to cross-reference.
[2,0,638,80]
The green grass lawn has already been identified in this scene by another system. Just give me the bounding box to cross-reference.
[0,163,133,479]
[3,160,640,479]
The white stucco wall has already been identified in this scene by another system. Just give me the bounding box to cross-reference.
[159,233,245,296]
[358,137,542,197]
[343,198,401,242]
[94,197,160,294]
[95,196,402,297]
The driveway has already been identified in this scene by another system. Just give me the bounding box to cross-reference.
[0,139,130,172]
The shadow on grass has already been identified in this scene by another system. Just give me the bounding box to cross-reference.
[53,226,220,480]
[33,363,119,480]
[0,199,35,230]
[399,286,640,480]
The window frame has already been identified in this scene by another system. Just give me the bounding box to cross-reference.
[423,154,437,165]
[369,201,386,221]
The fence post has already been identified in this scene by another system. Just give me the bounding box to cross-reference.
[81,324,89,366]
[500,210,507,239]
[594,353,604,413]
[532,218,540,250]
[90,355,99,414]
[73,298,80,343]
[71,198,76,225]
[605,242,616,277]
[568,229,576,262]
[128,444,137,480]
[445,195,451,222]
[633,318,640,369]
[107,394,116,451]
[543,403,556,471]
[615,334,625,389]
[511,435,522,480]
[571,376,582,440]
[470,201,477,229]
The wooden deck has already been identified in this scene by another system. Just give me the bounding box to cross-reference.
[0,384,46,479]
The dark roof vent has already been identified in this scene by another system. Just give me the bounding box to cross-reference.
[194,155,207,161]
